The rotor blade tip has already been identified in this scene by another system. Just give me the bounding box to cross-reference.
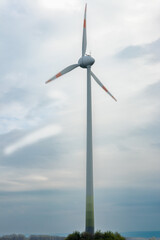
[45,79,51,84]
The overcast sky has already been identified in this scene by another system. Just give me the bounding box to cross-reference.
[0,0,160,235]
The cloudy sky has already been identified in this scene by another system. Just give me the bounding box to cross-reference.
[0,0,160,235]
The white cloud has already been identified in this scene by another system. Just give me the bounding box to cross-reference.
[4,124,62,155]
[0,166,84,192]
[47,89,67,102]
[37,0,79,11]
[0,0,7,9]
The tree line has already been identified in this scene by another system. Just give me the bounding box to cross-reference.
[0,231,126,240]
[65,231,126,240]
[0,235,65,240]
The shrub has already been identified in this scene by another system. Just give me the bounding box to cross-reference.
[66,231,125,240]
[65,231,81,240]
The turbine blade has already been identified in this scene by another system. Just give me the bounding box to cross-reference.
[91,71,117,102]
[82,4,87,56]
[45,64,79,84]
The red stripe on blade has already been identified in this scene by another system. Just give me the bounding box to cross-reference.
[103,86,117,101]
[102,86,108,92]
[56,72,62,78]
[112,96,117,101]
[46,79,52,84]
[84,19,86,28]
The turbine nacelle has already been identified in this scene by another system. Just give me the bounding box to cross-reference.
[78,55,95,68]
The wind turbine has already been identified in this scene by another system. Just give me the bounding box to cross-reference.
[45,4,117,235]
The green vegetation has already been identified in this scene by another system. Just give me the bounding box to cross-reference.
[0,235,65,240]
[65,231,125,240]
[0,231,125,240]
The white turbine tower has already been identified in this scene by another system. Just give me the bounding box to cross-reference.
[45,4,117,235]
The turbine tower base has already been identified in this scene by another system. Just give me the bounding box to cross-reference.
[85,66,94,235]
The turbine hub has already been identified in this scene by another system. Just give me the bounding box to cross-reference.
[78,55,95,68]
